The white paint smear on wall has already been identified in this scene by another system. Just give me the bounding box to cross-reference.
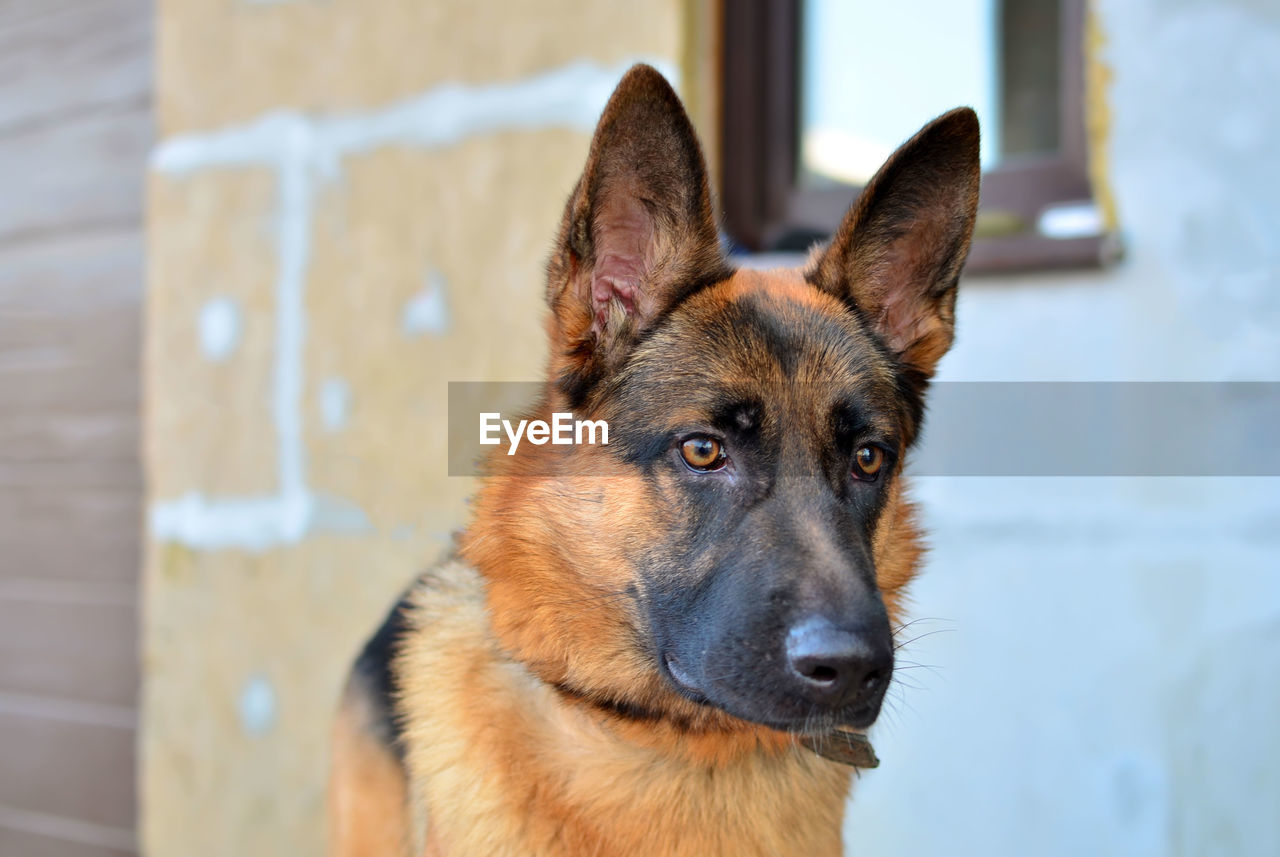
[402,270,450,337]
[152,60,679,175]
[198,297,242,361]
[149,58,678,552]
[319,377,351,433]
[237,674,277,737]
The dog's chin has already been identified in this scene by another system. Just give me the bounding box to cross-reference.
[660,654,882,734]
[661,653,712,706]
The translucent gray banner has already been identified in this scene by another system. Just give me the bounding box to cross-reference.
[447,382,1280,477]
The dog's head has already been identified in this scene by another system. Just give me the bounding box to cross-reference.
[466,65,978,746]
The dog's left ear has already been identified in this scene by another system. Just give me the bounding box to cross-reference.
[547,64,728,370]
[809,108,981,383]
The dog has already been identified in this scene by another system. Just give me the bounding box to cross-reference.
[328,64,979,857]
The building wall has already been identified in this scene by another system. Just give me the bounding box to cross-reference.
[843,1,1280,855]
[0,2,150,855]
[144,1,1279,856]
[144,2,690,855]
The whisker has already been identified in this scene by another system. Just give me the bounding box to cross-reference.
[894,627,956,651]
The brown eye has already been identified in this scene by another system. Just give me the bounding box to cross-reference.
[854,445,884,479]
[680,436,726,471]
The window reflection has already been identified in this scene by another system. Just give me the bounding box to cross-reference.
[800,0,1060,187]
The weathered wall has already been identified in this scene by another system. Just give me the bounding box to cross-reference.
[843,1,1280,855]
[0,2,149,855]
[144,2,689,855]
[145,1,1279,855]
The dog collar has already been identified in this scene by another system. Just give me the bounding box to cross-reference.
[800,728,880,769]
[550,678,879,767]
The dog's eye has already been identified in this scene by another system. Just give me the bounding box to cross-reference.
[680,436,726,472]
[853,445,884,480]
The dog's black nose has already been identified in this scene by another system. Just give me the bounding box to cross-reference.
[785,617,892,707]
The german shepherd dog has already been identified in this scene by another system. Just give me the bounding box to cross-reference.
[329,65,979,856]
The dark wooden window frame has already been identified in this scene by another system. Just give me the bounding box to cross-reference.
[721,0,1117,274]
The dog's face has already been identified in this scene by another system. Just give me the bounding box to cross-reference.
[468,66,979,741]
[596,277,913,730]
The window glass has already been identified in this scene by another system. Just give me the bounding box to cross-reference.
[800,0,1060,187]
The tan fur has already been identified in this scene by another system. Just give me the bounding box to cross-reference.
[344,269,932,857]
[384,270,926,856]
[329,65,980,857]
[465,269,916,740]
[395,558,852,857]
[329,678,412,857]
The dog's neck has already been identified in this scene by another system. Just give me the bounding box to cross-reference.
[398,557,855,857]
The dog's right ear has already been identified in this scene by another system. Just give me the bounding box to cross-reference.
[546,64,728,389]
[808,108,981,387]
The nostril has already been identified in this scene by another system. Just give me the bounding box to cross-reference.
[801,663,839,685]
[786,617,892,704]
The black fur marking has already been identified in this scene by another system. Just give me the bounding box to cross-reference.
[708,397,764,439]
[792,281,929,447]
[552,680,663,722]
[556,264,736,416]
[550,680,699,732]
[830,401,877,450]
[610,422,672,468]
[893,363,929,447]
[730,299,806,376]
[351,590,415,763]
[636,264,736,341]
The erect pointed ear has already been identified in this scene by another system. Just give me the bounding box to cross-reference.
[547,64,729,374]
[808,108,981,383]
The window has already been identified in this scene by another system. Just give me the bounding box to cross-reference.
[721,0,1117,273]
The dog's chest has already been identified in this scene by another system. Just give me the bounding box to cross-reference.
[393,560,851,857]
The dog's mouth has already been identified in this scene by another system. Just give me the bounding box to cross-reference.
[659,651,880,767]
[661,653,711,706]
[659,651,883,735]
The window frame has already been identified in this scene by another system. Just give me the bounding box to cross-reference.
[720,0,1115,274]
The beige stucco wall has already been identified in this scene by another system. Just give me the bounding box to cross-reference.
[142,3,1280,855]
[143,3,701,855]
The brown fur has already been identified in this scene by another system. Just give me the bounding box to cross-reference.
[329,64,979,857]
[395,558,850,857]
[329,676,412,857]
